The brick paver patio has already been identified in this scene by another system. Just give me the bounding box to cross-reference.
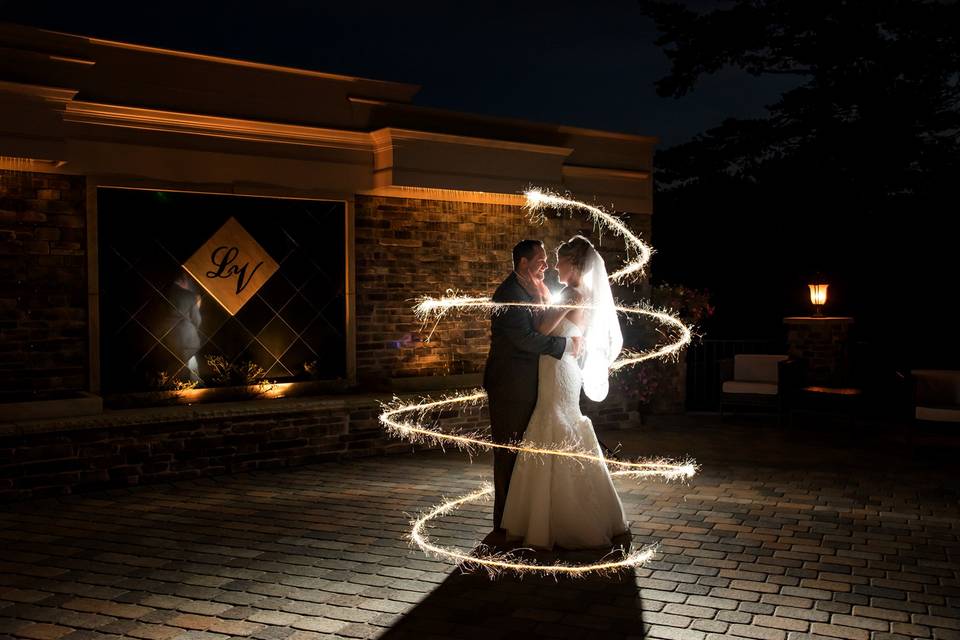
[1,417,958,640]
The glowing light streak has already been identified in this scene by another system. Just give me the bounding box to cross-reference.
[524,188,652,282]
[380,389,697,481]
[409,483,659,577]
[379,188,697,576]
[413,299,692,371]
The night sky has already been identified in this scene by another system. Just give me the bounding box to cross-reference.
[0,0,797,147]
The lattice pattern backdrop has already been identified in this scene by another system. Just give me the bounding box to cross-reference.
[97,189,346,394]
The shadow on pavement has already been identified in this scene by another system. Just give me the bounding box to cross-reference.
[378,539,646,640]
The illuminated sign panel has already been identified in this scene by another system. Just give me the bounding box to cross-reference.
[182,217,279,315]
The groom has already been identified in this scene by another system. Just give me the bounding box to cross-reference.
[483,239,582,536]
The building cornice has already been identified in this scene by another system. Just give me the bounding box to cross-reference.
[7,26,419,98]
[86,36,420,95]
[62,101,374,151]
[562,164,650,181]
[351,96,658,145]
[371,127,574,157]
[0,79,78,102]
[0,43,95,67]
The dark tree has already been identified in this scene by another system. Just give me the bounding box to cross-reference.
[640,0,960,368]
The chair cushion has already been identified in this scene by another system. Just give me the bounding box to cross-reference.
[723,381,779,396]
[916,405,960,422]
[734,354,788,383]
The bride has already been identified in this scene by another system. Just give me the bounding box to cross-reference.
[500,235,629,550]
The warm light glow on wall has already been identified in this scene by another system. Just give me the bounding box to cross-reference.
[172,381,293,402]
[0,156,67,171]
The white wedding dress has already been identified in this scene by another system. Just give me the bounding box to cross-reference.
[500,317,629,550]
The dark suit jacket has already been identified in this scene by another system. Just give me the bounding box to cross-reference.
[482,272,566,407]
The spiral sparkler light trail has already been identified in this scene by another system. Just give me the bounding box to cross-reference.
[378,188,696,576]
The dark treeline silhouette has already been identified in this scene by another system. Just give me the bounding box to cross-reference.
[640,0,960,371]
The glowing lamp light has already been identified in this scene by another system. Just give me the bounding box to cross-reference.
[808,282,829,316]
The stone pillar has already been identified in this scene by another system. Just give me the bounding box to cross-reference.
[783,317,855,386]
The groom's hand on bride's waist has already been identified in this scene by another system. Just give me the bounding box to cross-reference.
[566,336,583,357]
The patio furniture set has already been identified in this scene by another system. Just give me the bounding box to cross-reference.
[719,353,960,426]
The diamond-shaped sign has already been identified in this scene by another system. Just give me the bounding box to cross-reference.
[182,217,278,316]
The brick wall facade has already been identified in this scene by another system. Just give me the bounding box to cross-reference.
[353,193,664,427]
[0,396,486,501]
[0,171,87,399]
[1,179,664,501]
[353,194,651,382]
[355,196,582,381]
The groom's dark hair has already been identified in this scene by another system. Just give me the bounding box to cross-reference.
[512,239,543,270]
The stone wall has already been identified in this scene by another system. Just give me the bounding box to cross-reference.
[0,170,87,399]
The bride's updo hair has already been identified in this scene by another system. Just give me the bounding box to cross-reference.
[556,235,594,273]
